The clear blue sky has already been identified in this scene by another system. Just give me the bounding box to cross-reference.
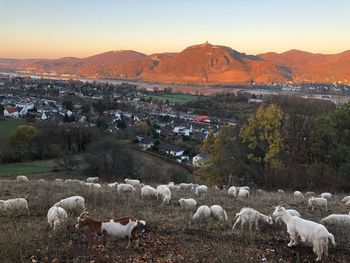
[0,0,349,58]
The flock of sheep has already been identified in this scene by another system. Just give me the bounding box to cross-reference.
[1,175,350,261]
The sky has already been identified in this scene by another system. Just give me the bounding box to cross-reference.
[0,0,349,59]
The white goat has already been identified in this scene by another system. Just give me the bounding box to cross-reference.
[16,175,29,182]
[232,207,272,231]
[195,185,208,197]
[192,205,211,223]
[274,209,301,224]
[156,185,171,204]
[47,206,68,230]
[210,205,228,222]
[117,183,136,194]
[54,196,85,213]
[141,185,158,199]
[272,205,335,261]
[308,197,328,212]
[0,198,29,215]
[178,198,197,209]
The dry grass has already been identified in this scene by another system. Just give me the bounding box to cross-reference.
[0,178,349,263]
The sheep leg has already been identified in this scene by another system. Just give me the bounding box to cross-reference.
[287,231,297,247]
[134,239,140,249]
[314,241,323,261]
[126,238,131,249]
[232,218,241,231]
[255,219,259,231]
[249,221,253,230]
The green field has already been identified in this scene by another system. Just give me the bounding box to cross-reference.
[146,93,201,105]
[0,161,55,176]
[0,117,27,139]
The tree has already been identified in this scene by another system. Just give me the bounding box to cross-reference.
[240,104,284,171]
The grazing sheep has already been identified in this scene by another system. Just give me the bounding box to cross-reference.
[341,196,350,203]
[210,205,228,222]
[54,196,85,213]
[277,189,285,196]
[179,183,194,191]
[273,209,301,224]
[117,183,136,194]
[256,189,266,195]
[86,177,99,183]
[320,192,332,200]
[16,175,29,182]
[227,186,237,197]
[47,206,68,230]
[124,178,141,187]
[141,185,158,199]
[308,197,328,212]
[0,198,29,215]
[232,207,273,231]
[156,185,171,204]
[294,191,304,198]
[192,205,211,223]
[236,189,250,198]
[272,205,335,261]
[168,183,180,191]
[195,185,208,197]
[305,191,316,197]
[320,214,350,227]
[178,198,197,209]
[345,201,350,207]
[38,178,48,186]
[75,211,146,248]
[107,182,119,188]
[55,179,64,185]
[240,186,250,191]
[64,179,82,186]
[86,182,102,189]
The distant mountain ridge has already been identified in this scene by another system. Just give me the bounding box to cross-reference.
[1,42,349,85]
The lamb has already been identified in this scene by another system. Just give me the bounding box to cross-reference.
[86,177,99,183]
[156,185,171,204]
[232,207,273,231]
[273,209,301,224]
[117,183,136,194]
[341,196,350,203]
[75,211,146,248]
[0,198,29,215]
[47,206,68,230]
[320,214,350,229]
[195,185,208,197]
[54,196,85,213]
[178,198,197,209]
[320,192,332,200]
[124,178,141,187]
[179,183,194,191]
[272,205,335,261]
[210,205,228,222]
[107,182,119,188]
[141,185,158,199]
[308,197,328,212]
[192,205,211,223]
[16,175,29,182]
[294,191,304,198]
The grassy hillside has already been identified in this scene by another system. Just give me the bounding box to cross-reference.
[0,160,56,176]
[0,117,27,145]
[146,93,201,105]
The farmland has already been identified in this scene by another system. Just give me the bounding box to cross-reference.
[145,93,202,105]
[0,178,349,262]
[0,160,56,177]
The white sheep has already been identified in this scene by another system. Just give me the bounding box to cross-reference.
[117,183,136,194]
[54,196,85,213]
[321,214,350,228]
[236,188,250,198]
[277,189,285,196]
[156,185,171,204]
[305,191,316,197]
[179,183,194,191]
[320,192,332,200]
[210,205,228,222]
[195,185,208,197]
[0,198,29,215]
[341,196,350,203]
[272,205,335,261]
[178,198,197,209]
[47,206,68,230]
[86,182,102,189]
[192,205,211,223]
[274,209,301,224]
[345,201,350,207]
[107,182,119,188]
[55,179,64,185]
[240,186,250,191]
[294,191,304,198]
[227,186,237,196]
[124,178,141,187]
[86,177,99,183]
[308,197,328,212]
[38,178,48,186]
[232,207,272,231]
[16,175,29,182]
[141,185,158,199]
[168,183,180,191]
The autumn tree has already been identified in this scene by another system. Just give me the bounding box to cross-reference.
[240,104,284,172]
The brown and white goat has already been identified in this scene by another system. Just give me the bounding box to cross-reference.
[75,212,146,248]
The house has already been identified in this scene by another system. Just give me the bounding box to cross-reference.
[4,107,19,118]
[158,142,184,157]
[140,136,154,150]
[192,151,210,167]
